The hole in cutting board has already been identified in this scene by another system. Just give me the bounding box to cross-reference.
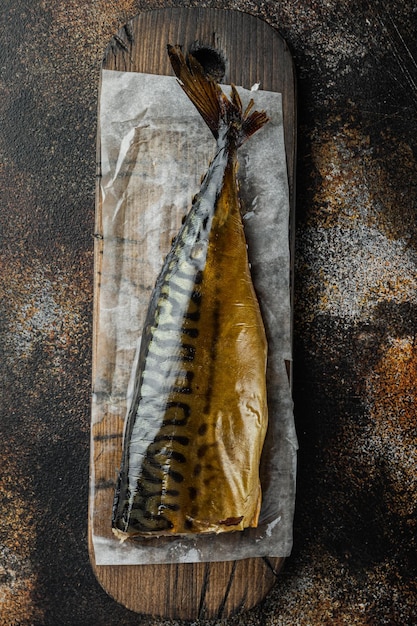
[189,44,226,82]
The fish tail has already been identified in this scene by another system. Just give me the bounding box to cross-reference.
[167,44,268,146]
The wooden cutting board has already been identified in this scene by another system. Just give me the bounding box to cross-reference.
[89,7,296,620]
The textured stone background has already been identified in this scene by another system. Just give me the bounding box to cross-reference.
[1,1,416,624]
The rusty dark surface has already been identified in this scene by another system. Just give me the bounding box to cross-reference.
[1,0,416,624]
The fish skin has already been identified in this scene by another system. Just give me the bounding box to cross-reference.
[112,46,269,539]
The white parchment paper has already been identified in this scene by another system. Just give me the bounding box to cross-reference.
[91,69,297,565]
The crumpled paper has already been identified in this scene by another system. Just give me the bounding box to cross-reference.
[90,69,297,565]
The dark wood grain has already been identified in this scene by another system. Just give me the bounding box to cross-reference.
[89,7,295,619]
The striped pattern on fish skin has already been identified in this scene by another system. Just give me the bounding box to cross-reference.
[112,46,269,539]
[112,143,228,535]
